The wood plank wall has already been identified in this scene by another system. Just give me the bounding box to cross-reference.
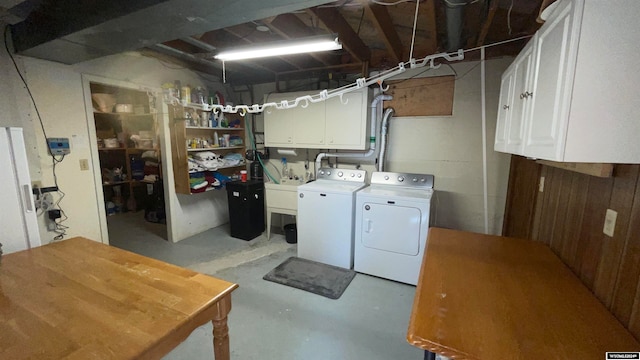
[502,155,640,340]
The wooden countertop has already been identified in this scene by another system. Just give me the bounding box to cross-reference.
[0,237,238,359]
[407,227,640,359]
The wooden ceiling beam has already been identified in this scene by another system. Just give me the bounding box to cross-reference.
[223,25,311,70]
[161,39,204,54]
[476,0,499,47]
[266,13,337,66]
[308,6,371,63]
[361,1,403,63]
[423,0,438,55]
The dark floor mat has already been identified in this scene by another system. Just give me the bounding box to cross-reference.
[263,256,356,299]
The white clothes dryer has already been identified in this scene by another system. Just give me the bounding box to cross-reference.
[297,167,367,269]
[354,171,434,285]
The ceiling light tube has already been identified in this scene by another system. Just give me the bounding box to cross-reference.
[214,34,342,61]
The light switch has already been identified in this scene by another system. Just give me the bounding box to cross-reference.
[603,209,617,237]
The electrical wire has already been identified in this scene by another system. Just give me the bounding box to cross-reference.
[507,0,514,35]
[4,25,68,241]
[409,0,420,61]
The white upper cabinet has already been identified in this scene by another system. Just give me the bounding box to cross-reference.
[525,0,576,160]
[264,88,371,150]
[325,90,369,149]
[507,38,536,155]
[263,94,295,147]
[495,0,640,163]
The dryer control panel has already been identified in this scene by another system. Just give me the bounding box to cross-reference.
[317,167,366,182]
[370,172,434,189]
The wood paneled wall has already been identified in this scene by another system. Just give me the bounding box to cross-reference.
[503,156,640,340]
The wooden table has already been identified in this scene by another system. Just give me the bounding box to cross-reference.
[407,227,640,359]
[0,237,238,359]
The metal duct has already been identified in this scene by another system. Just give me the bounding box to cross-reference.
[9,0,335,64]
[443,0,469,52]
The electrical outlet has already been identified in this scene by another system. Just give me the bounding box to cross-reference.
[539,176,545,192]
[603,209,617,237]
[79,159,89,171]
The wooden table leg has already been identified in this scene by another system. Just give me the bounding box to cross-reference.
[212,295,232,360]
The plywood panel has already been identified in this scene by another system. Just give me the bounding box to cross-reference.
[612,173,640,326]
[537,167,561,247]
[560,173,589,273]
[549,170,572,256]
[383,76,454,117]
[503,161,640,336]
[593,165,639,307]
[502,156,541,239]
[531,165,548,242]
[577,176,613,289]
[536,160,614,178]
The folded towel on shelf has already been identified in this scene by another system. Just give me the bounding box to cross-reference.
[188,157,207,173]
[222,152,244,167]
[141,150,158,160]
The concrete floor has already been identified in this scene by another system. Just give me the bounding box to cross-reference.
[108,212,423,360]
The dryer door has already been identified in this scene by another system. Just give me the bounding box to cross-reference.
[360,202,421,255]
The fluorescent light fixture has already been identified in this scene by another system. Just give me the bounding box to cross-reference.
[214,34,342,61]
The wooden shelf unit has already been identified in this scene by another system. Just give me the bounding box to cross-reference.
[91,83,162,212]
[169,104,246,194]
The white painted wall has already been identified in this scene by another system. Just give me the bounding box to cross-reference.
[1,30,233,243]
[252,57,513,235]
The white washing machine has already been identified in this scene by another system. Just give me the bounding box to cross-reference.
[354,171,434,285]
[297,167,368,269]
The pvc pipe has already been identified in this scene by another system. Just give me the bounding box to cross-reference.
[481,47,489,234]
[315,94,392,171]
[377,108,395,172]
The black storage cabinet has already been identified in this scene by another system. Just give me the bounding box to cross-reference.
[225,180,265,240]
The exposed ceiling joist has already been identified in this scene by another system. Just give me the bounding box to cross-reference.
[422,0,438,56]
[223,24,310,70]
[476,0,499,46]
[361,1,403,63]
[10,0,336,64]
[308,6,371,63]
[266,13,337,66]
[179,36,217,52]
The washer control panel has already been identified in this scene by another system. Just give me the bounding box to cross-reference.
[317,167,366,182]
[371,171,434,189]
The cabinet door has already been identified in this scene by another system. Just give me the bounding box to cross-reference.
[264,95,295,147]
[525,0,575,160]
[293,100,325,146]
[506,39,535,154]
[494,67,515,152]
[325,90,368,149]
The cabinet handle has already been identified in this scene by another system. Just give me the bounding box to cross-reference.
[503,105,509,110]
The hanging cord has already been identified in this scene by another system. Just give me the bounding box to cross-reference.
[409,0,420,61]
[507,0,514,35]
[4,25,68,241]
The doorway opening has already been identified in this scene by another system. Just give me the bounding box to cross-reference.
[89,82,168,242]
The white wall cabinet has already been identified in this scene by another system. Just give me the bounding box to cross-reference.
[264,88,371,150]
[495,0,640,163]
